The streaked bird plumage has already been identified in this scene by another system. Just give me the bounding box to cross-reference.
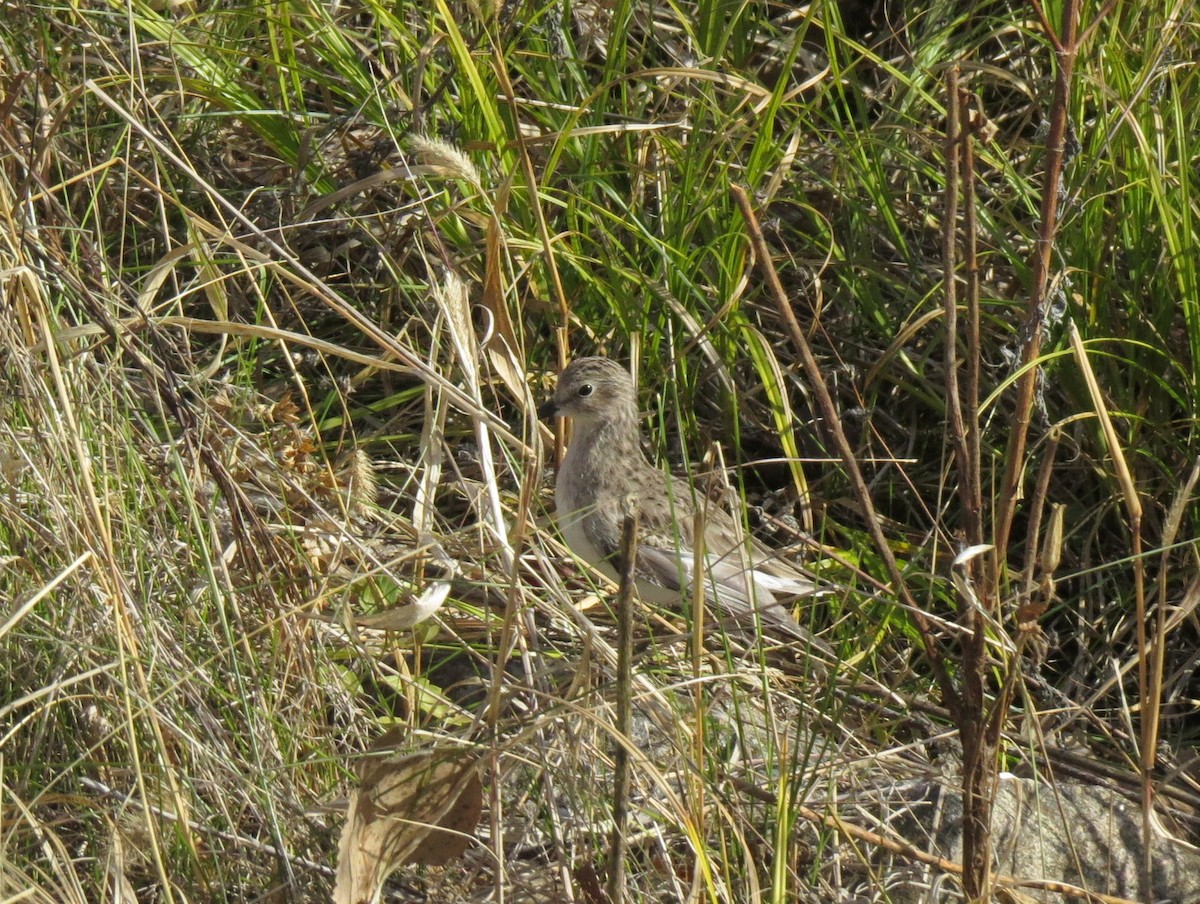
[541,356,827,648]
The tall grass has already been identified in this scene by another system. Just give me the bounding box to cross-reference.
[2,0,1198,899]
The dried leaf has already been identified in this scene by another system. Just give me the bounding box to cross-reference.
[353,579,451,630]
[1016,599,1049,632]
[480,207,533,404]
[104,822,139,904]
[268,394,301,425]
[1038,503,1065,581]
[333,748,483,904]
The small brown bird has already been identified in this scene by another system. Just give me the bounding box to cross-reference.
[540,356,827,647]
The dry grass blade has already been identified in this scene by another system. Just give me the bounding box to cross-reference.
[1067,322,1140,524]
[1068,319,1156,887]
[435,269,518,573]
[334,747,484,904]
[5,1,1197,900]
[606,509,639,903]
[104,822,139,904]
[0,551,90,641]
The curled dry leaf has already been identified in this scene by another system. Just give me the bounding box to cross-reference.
[351,579,452,630]
[333,746,483,904]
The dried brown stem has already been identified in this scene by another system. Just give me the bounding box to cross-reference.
[943,68,997,901]
[960,86,984,552]
[730,183,959,714]
[606,510,639,903]
[994,0,1083,556]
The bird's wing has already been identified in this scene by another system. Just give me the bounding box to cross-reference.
[636,537,827,647]
[581,468,829,647]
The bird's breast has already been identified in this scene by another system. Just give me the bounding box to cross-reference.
[554,444,612,573]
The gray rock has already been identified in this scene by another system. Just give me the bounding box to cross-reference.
[877,775,1200,903]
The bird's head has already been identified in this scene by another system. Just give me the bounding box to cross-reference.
[538,356,638,426]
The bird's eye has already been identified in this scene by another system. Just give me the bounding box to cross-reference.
[577,383,594,397]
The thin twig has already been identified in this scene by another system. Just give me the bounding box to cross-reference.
[730,183,960,715]
[606,509,639,903]
[993,0,1083,556]
[942,67,995,902]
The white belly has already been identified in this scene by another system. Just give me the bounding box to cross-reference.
[554,453,623,586]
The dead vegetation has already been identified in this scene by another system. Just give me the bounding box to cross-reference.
[2,0,1199,901]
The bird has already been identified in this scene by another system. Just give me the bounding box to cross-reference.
[539,356,829,649]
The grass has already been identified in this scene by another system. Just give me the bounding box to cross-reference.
[2,0,1199,900]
